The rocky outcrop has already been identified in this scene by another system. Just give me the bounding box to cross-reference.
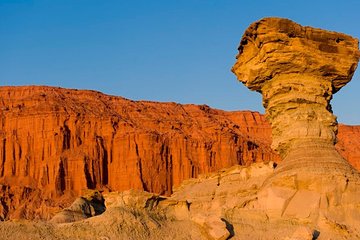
[0,17,360,239]
[0,85,359,220]
[232,17,360,157]
[0,86,278,220]
[1,161,359,239]
[232,17,360,175]
[50,190,105,223]
[232,17,360,237]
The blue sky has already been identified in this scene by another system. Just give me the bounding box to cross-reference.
[1,0,360,125]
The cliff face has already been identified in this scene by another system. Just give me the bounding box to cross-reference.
[336,124,360,170]
[0,86,359,220]
[0,86,278,219]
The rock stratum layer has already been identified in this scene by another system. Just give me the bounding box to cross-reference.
[0,85,359,221]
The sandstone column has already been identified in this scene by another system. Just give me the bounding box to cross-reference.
[232,18,360,180]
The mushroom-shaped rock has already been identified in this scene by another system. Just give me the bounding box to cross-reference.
[232,17,360,233]
[232,18,359,94]
[232,17,360,177]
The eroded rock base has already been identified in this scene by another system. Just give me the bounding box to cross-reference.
[1,162,359,240]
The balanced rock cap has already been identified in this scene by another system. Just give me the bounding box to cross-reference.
[232,17,360,93]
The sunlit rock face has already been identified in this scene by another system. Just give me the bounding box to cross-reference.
[232,17,360,237]
[0,86,277,220]
[232,17,360,175]
[1,18,360,240]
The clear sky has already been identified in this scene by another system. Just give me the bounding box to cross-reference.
[1,0,360,125]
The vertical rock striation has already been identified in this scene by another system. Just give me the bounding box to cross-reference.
[0,86,277,219]
[0,84,359,221]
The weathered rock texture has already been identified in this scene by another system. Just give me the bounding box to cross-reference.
[1,162,359,239]
[0,85,359,220]
[0,86,277,220]
[0,17,360,240]
[232,17,360,174]
[50,190,105,223]
[232,17,360,238]
[337,124,360,170]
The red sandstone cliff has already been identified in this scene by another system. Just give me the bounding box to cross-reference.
[0,86,359,220]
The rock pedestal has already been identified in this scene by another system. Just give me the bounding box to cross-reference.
[232,17,360,178]
[232,17,360,233]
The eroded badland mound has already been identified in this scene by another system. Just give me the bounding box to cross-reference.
[0,17,360,239]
